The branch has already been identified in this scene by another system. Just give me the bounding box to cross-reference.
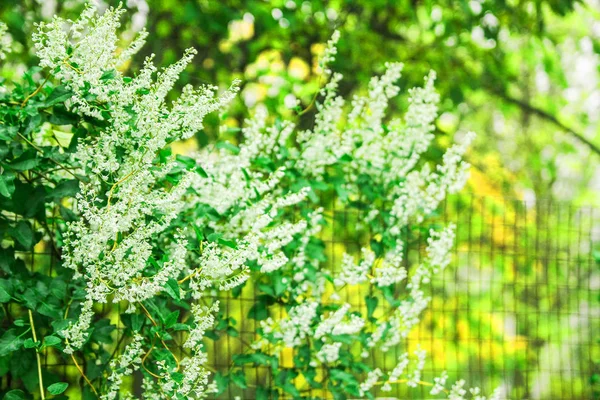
[28,310,45,400]
[492,89,600,156]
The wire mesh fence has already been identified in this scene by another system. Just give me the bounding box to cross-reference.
[2,194,599,399]
[205,194,600,399]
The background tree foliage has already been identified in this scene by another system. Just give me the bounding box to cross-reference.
[3,0,598,203]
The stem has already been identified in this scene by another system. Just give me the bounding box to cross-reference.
[106,170,136,212]
[16,132,85,183]
[177,267,202,284]
[28,310,45,400]
[139,303,181,371]
[70,353,100,397]
[21,74,51,107]
[62,303,99,397]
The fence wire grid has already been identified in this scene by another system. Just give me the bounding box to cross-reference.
[206,194,600,399]
[3,194,600,400]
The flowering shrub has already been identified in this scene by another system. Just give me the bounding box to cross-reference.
[0,3,500,399]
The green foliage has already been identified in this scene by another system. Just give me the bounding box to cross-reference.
[0,0,597,399]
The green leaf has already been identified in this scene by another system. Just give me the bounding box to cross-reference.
[0,329,24,356]
[218,237,237,249]
[0,173,16,198]
[171,323,189,331]
[9,150,39,171]
[49,180,79,201]
[164,310,180,329]
[0,125,18,141]
[48,382,69,395]
[10,221,35,249]
[339,153,353,162]
[100,69,118,81]
[38,301,62,319]
[0,280,12,303]
[42,86,72,107]
[49,279,67,299]
[52,130,74,148]
[216,141,240,154]
[163,278,180,301]
[365,295,378,319]
[3,389,25,400]
[175,154,197,170]
[273,273,286,297]
[230,370,247,389]
[41,335,61,349]
[212,373,229,395]
[23,338,38,349]
[233,352,273,366]
[330,369,358,385]
[249,295,273,321]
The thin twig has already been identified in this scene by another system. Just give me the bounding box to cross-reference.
[106,170,136,211]
[16,132,85,183]
[70,353,100,397]
[139,303,181,371]
[28,310,45,400]
[489,87,600,156]
[21,74,51,108]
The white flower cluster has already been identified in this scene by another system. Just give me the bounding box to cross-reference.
[334,247,375,286]
[379,348,427,392]
[359,368,383,396]
[318,30,340,75]
[30,3,492,396]
[101,334,145,400]
[235,31,499,398]
[371,245,408,287]
[259,301,318,348]
[30,4,249,398]
[316,342,342,364]
[314,303,364,339]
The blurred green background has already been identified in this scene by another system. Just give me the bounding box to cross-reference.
[3,0,600,205]
[1,0,599,398]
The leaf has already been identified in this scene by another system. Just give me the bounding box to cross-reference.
[164,310,180,329]
[10,221,35,249]
[230,370,247,389]
[0,279,12,303]
[52,130,74,148]
[233,352,273,366]
[216,141,240,154]
[100,69,118,81]
[248,295,273,321]
[0,173,16,198]
[48,382,69,395]
[0,329,24,356]
[49,180,79,201]
[218,237,237,249]
[23,338,38,349]
[0,125,18,141]
[175,154,197,170]
[273,273,286,297]
[163,278,180,301]
[41,335,61,349]
[213,373,229,395]
[41,86,72,108]
[49,279,67,299]
[3,390,25,400]
[8,150,39,171]
[365,295,378,319]
[38,301,62,319]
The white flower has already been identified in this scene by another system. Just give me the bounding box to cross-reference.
[316,342,342,363]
